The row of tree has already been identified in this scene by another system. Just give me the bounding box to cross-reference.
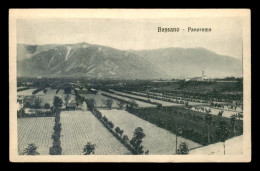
[49,96,63,155]
[90,107,147,155]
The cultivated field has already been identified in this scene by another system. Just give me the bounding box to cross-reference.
[60,111,131,155]
[80,92,121,109]
[132,91,208,106]
[100,109,201,154]
[191,106,243,119]
[100,91,156,108]
[17,88,37,96]
[111,90,184,107]
[18,117,54,155]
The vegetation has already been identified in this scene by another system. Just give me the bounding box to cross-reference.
[130,127,146,154]
[22,143,40,155]
[49,96,63,155]
[17,87,30,92]
[83,142,95,155]
[17,108,25,118]
[215,120,230,155]
[126,106,242,145]
[177,142,189,155]
[85,98,96,111]
[53,96,63,111]
[23,96,42,109]
[102,98,114,109]
[32,87,46,95]
[117,101,125,109]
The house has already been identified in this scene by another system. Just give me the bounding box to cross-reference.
[66,100,77,110]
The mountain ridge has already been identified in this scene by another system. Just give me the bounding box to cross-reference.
[17,42,242,79]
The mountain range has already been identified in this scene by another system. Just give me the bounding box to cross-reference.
[17,42,242,79]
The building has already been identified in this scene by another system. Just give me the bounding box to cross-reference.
[186,70,208,81]
[17,98,23,111]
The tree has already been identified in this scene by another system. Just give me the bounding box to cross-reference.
[75,95,83,107]
[64,94,70,107]
[53,96,63,110]
[17,108,25,118]
[117,101,125,110]
[218,110,224,117]
[230,114,237,135]
[119,129,124,137]
[102,98,113,109]
[102,116,108,124]
[22,143,40,155]
[205,112,212,144]
[216,120,230,155]
[130,127,146,154]
[107,121,114,129]
[130,100,138,108]
[157,103,162,109]
[177,142,189,154]
[45,103,50,109]
[122,135,129,143]
[34,97,42,109]
[43,89,47,94]
[64,87,72,94]
[115,127,121,135]
[86,98,95,111]
[83,142,95,155]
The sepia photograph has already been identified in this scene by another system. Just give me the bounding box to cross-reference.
[9,9,251,162]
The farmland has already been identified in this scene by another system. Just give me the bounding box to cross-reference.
[79,92,122,109]
[191,106,243,119]
[126,106,243,145]
[18,117,54,155]
[100,109,201,154]
[16,77,244,155]
[60,111,131,155]
[100,91,156,108]
[109,89,184,107]
[17,88,37,96]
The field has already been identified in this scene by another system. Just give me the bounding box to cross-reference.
[110,90,184,107]
[132,91,209,106]
[100,109,201,154]
[60,111,131,155]
[191,106,243,119]
[127,107,243,145]
[79,92,122,109]
[100,91,156,108]
[18,117,54,155]
[17,88,37,96]
[39,89,57,107]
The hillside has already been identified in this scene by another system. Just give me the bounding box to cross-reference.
[132,48,242,78]
[17,43,164,79]
[17,43,242,79]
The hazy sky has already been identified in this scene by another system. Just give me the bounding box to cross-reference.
[17,17,243,60]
